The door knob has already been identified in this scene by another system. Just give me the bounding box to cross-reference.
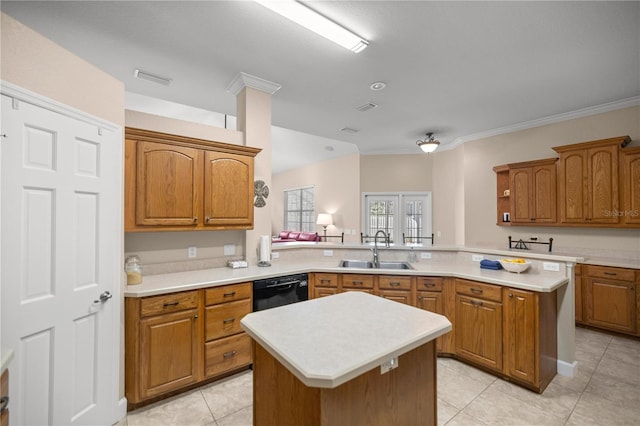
[94,291,113,304]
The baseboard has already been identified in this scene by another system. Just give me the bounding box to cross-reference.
[557,359,577,377]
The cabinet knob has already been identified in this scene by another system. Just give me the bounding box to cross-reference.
[194,314,198,319]
[509,293,513,298]
[193,217,198,223]
[205,217,211,223]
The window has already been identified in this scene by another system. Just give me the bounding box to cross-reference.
[284,186,315,232]
[362,192,432,244]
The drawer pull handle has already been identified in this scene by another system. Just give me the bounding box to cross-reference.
[390,282,401,286]
[223,317,236,324]
[423,282,436,287]
[163,301,179,308]
[223,351,237,359]
[352,281,363,285]
[603,272,617,276]
[320,279,331,283]
[470,288,483,294]
[470,300,484,307]
[223,291,236,297]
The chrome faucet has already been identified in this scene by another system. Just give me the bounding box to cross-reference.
[372,230,389,268]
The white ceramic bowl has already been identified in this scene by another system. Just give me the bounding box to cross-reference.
[500,260,531,273]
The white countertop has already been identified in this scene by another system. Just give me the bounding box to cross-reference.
[124,258,570,297]
[240,291,452,388]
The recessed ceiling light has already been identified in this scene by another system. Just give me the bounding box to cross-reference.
[134,69,172,86]
[370,81,386,91]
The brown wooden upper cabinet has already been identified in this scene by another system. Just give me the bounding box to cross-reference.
[125,128,261,232]
[553,136,629,225]
[621,146,640,225]
[509,158,557,224]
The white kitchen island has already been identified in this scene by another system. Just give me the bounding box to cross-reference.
[241,291,452,426]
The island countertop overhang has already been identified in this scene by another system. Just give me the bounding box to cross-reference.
[240,291,452,389]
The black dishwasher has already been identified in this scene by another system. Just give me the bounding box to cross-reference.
[253,273,309,311]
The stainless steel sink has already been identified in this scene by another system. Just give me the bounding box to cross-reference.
[338,260,413,270]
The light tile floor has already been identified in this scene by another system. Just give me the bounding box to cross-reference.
[122,327,640,425]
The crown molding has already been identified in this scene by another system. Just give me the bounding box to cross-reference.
[442,96,640,152]
[226,72,282,96]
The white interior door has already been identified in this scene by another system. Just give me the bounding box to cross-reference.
[1,90,123,425]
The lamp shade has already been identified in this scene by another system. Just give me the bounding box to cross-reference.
[316,213,332,226]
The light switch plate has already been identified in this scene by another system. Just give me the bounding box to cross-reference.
[421,252,432,259]
[323,250,333,257]
[380,357,398,374]
[272,251,280,259]
[543,262,560,272]
[188,246,197,258]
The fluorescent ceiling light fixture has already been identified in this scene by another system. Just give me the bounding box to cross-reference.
[134,69,172,86]
[255,0,368,53]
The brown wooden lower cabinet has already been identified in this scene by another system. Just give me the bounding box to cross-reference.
[125,283,253,409]
[252,340,437,426]
[455,294,503,372]
[1,369,8,426]
[583,265,637,335]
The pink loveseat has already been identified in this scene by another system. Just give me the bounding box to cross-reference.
[272,231,320,243]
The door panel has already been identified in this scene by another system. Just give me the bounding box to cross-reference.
[1,93,122,425]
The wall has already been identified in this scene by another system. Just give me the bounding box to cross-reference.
[124,110,249,272]
[0,13,124,126]
[271,154,361,243]
[360,154,433,192]
[432,146,466,245]
[435,105,640,257]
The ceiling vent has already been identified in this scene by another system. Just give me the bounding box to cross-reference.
[356,102,378,112]
[341,127,359,134]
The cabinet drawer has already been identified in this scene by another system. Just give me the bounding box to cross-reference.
[379,289,413,305]
[205,333,252,377]
[342,274,374,289]
[140,290,199,318]
[205,282,252,305]
[417,277,443,291]
[455,279,502,302]
[314,287,338,298]
[315,273,339,288]
[586,265,635,282]
[205,299,251,341]
[379,275,412,290]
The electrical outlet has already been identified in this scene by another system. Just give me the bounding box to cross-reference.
[472,254,484,262]
[543,262,560,272]
[436,231,442,238]
[188,246,197,258]
[223,244,235,256]
[421,252,432,259]
[380,357,398,374]
[323,250,333,257]
[271,251,280,259]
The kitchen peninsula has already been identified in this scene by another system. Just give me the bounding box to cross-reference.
[240,291,452,426]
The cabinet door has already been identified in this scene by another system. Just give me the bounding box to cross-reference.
[203,151,254,227]
[139,309,200,399]
[379,289,412,306]
[417,291,444,351]
[314,287,338,298]
[455,295,503,372]
[558,150,587,223]
[532,164,557,222]
[585,277,636,333]
[622,149,640,224]
[511,168,532,223]
[504,289,537,386]
[136,141,203,226]
[587,145,619,223]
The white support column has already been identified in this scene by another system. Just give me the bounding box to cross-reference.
[227,73,281,265]
[557,261,577,377]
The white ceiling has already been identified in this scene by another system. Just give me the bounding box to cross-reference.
[2,1,639,172]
